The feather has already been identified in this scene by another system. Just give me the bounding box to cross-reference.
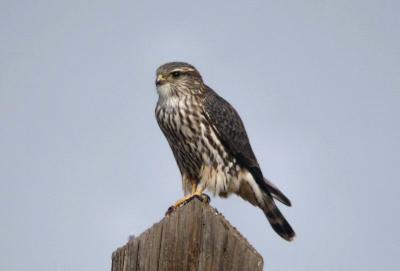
[261,193,295,241]
[264,178,292,206]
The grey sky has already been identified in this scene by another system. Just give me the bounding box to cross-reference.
[1,1,399,270]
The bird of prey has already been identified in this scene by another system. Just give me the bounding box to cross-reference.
[154,62,295,241]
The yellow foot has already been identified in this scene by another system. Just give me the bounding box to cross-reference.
[165,193,210,215]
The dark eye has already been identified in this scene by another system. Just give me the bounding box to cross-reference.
[171,71,181,78]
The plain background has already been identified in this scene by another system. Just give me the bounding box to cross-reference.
[1,1,399,270]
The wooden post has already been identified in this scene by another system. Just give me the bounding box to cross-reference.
[111,198,263,271]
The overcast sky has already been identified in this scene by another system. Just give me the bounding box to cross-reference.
[1,1,399,270]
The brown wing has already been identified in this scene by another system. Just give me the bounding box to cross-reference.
[202,87,260,170]
[202,87,291,206]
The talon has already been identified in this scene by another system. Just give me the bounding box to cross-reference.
[166,182,207,215]
[165,194,194,215]
[165,205,176,216]
[165,193,210,215]
[199,193,210,204]
[192,193,210,203]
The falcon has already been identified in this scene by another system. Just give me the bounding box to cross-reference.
[154,62,295,241]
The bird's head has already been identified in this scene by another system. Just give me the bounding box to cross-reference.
[155,62,204,98]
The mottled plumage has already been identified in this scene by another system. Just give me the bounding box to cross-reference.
[155,62,295,241]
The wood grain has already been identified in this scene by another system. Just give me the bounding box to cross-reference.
[111,198,263,271]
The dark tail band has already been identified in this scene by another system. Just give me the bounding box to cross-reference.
[261,193,295,241]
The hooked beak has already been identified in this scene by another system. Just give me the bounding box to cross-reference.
[155,74,166,86]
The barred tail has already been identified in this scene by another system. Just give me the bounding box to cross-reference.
[261,193,295,241]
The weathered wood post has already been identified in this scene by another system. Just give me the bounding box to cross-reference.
[111,198,263,271]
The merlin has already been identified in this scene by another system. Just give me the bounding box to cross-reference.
[155,62,295,241]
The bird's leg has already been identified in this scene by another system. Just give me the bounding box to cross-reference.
[191,182,197,194]
[172,182,198,208]
[166,182,210,215]
[191,185,210,204]
[172,182,207,207]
